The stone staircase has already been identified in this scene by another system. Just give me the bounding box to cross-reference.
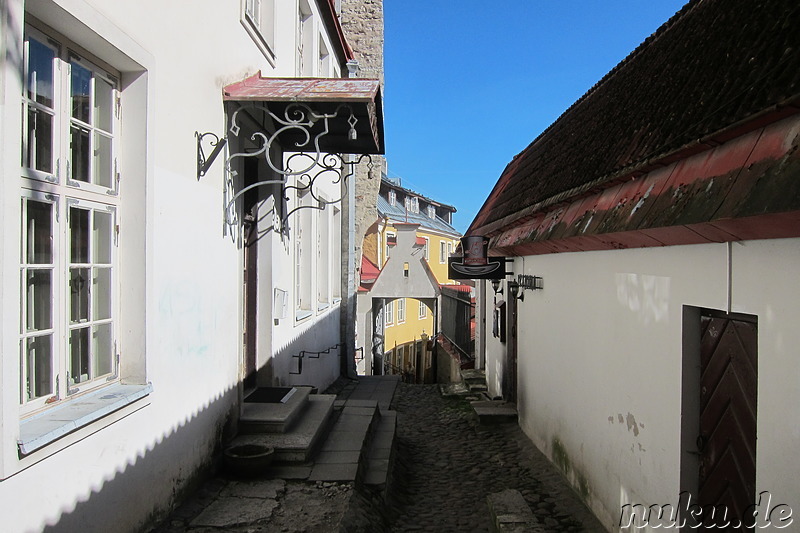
[439,369,519,425]
[227,378,398,492]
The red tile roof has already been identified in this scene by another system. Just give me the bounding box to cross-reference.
[469,0,800,238]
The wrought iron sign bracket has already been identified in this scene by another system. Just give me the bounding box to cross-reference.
[221,101,374,234]
[196,131,227,179]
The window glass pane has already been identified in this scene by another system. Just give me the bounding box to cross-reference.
[27,108,54,173]
[70,125,91,182]
[93,323,113,377]
[26,199,53,264]
[70,207,90,263]
[94,76,114,132]
[93,267,112,320]
[93,210,113,263]
[26,335,52,399]
[94,132,113,188]
[26,270,53,331]
[69,327,89,384]
[27,37,55,107]
[70,61,91,123]
[70,267,90,323]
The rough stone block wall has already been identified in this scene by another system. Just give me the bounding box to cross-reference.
[340,0,384,287]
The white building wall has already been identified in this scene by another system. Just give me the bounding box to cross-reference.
[488,239,800,531]
[0,0,348,531]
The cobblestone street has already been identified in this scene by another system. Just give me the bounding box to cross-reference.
[152,379,607,532]
[382,383,605,532]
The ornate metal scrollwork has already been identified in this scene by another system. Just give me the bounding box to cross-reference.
[221,101,373,233]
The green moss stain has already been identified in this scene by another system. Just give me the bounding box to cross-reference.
[551,437,571,475]
[551,437,591,502]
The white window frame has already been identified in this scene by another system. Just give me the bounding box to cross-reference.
[19,27,122,417]
[295,186,313,320]
[242,0,276,65]
[388,189,396,206]
[419,300,428,319]
[385,231,395,266]
[384,299,393,326]
[439,240,447,264]
[316,200,329,311]
[397,298,406,323]
[422,237,429,261]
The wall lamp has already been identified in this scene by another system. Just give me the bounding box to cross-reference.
[508,280,524,301]
[491,279,503,295]
[509,275,544,302]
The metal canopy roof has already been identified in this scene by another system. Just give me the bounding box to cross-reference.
[223,73,384,155]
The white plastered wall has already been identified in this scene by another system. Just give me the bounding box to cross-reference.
[484,239,800,531]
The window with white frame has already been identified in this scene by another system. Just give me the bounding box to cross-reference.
[318,36,331,78]
[419,300,427,319]
[332,207,341,301]
[397,298,406,323]
[295,188,313,319]
[297,0,314,77]
[427,205,436,219]
[439,240,447,263]
[242,0,276,63]
[384,299,393,326]
[388,189,396,206]
[317,201,329,310]
[422,237,429,260]
[20,27,120,413]
[385,231,395,265]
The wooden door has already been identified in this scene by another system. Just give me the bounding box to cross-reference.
[698,313,757,529]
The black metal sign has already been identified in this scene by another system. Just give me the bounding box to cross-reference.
[447,235,506,280]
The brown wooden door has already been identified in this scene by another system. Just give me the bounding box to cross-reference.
[698,313,757,529]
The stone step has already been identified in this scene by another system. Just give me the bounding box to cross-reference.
[468,382,488,393]
[460,369,487,386]
[363,410,396,489]
[239,386,313,434]
[487,489,546,532]
[439,382,470,398]
[471,400,518,425]
[308,399,381,482]
[232,394,336,464]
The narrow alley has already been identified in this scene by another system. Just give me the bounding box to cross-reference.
[152,378,605,532]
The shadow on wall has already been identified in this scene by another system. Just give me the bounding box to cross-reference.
[272,305,343,390]
[33,308,346,531]
[38,385,239,532]
[4,6,24,82]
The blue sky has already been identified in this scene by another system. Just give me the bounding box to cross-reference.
[382,0,688,234]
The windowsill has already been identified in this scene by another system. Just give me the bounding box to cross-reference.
[18,382,153,455]
[317,302,330,312]
[295,309,313,321]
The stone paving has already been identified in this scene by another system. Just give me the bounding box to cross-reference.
[150,379,607,532]
[382,383,605,532]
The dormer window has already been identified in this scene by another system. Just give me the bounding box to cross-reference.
[389,189,396,206]
[404,196,419,213]
[427,205,436,219]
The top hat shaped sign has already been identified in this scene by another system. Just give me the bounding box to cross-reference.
[448,235,506,279]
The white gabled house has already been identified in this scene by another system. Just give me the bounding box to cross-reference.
[0,0,383,531]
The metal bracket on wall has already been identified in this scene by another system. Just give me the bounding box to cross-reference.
[196,131,227,179]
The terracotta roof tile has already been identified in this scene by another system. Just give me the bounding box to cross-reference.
[470,0,800,234]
